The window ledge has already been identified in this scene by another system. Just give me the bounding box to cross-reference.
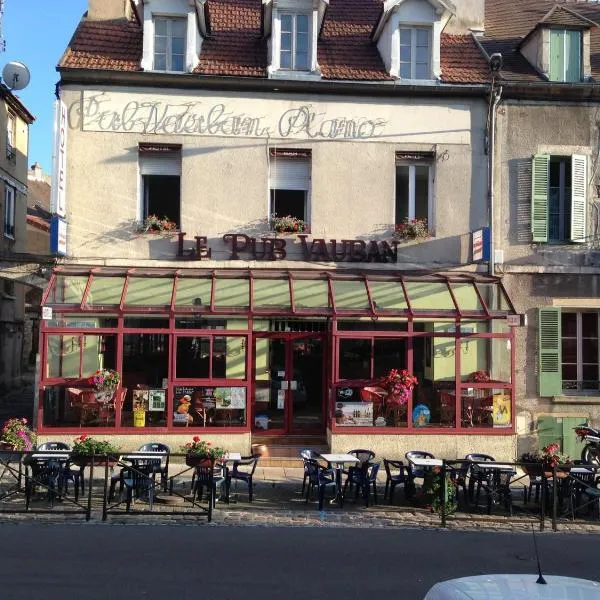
[268,69,322,82]
[553,394,600,404]
[136,229,181,236]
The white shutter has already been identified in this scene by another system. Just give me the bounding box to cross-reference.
[269,158,310,190]
[139,152,181,176]
[570,154,587,243]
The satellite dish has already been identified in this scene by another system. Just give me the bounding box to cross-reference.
[2,61,31,91]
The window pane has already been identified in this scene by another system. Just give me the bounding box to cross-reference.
[171,55,185,72]
[562,312,577,337]
[296,14,309,33]
[450,283,483,312]
[176,337,210,378]
[154,36,167,53]
[175,278,213,308]
[254,279,291,308]
[582,364,598,384]
[369,280,407,311]
[295,52,308,70]
[87,277,126,305]
[281,14,292,32]
[399,62,412,79]
[125,278,173,306]
[154,19,167,35]
[339,339,371,379]
[154,54,167,71]
[582,338,598,363]
[296,31,308,52]
[214,278,249,308]
[333,280,370,310]
[400,45,411,62]
[49,275,88,304]
[400,28,411,45]
[280,50,292,69]
[171,19,186,38]
[562,364,577,381]
[374,339,406,378]
[404,281,455,311]
[416,28,429,46]
[415,165,429,220]
[46,335,80,378]
[172,38,185,55]
[415,63,430,79]
[281,32,292,51]
[270,189,306,221]
[416,45,429,63]
[395,165,409,223]
[293,279,330,309]
[581,313,598,338]
[475,283,511,312]
[562,338,577,363]
[213,336,246,379]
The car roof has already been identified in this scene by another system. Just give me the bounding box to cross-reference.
[423,574,600,599]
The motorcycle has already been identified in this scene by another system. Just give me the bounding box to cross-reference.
[575,424,600,465]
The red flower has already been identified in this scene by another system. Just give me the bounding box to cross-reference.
[193,436,200,443]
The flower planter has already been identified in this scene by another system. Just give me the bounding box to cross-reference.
[185,455,215,468]
[0,441,21,463]
[71,453,120,468]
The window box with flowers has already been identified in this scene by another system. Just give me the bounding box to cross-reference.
[182,436,227,467]
[0,418,36,461]
[378,369,418,427]
[270,214,309,234]
[520,443,572,478]
[71,434,121,467]
[393,218,429,243]
[137,215,178,234]
[88,369,120,405]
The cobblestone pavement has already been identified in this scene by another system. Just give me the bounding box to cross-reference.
[1,464,600,533]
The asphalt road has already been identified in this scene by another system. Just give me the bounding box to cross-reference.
[0,524,598,599]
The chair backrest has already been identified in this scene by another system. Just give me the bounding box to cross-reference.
[367,462,380,483]
[405,450,435,461]
[138,443,170,454]
[234,455,260,476]
[299,448,320,461]
[465,453,495,462]
[37,441,71,451]
[349,449,376,463]
[439,392,453,408]
[383,458,405,479]
[115,387,127,409]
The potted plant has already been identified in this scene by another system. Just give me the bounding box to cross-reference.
[520,443,571,478]
[88,368,120,404]
[270,214,308,234]
[71,433,120,467]
[137,214,178,234]
[182,436,227,467]
[469,370,491,383]
[0,418,36,461]
[378,368,418,425]
[422,466,458,516]
[393,218,429,242]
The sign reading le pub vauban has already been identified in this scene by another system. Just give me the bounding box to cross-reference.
[177,234,399,263]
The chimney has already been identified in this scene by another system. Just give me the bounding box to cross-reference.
[29,162,44,181]
[88,0,132,21]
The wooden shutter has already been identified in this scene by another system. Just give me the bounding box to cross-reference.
[538,307,562,397]
[565,30,581,82]
[549,30,564,81]
[570,154,587,243]
[531,154,550,242]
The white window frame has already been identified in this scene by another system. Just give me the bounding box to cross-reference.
[4,185,15,239]
[268,155,312,227]
[6,112,15,162]
[395,161,434,228]
[561,311,600,393]
[279,13,311,71]
[153,17,187,72]
[399,27,431,80]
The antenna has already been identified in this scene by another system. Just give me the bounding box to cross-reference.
[2,61,30,91]
[531,524,547,585]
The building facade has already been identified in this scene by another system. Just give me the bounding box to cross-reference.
[0,85,34,391]
[39,0,519,457]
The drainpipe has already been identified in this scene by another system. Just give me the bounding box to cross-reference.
[487,74,503,276]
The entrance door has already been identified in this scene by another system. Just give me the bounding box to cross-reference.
[253,335,325,435]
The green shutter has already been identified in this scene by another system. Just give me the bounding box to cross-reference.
[570,154,587,243]
[550,30,565,81]
[538,307,562,397]
[538,416,564,452]
[565,30,581,82]
[531,154,550,242]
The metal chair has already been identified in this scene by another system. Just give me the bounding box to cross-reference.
[226,455,260,502]
[465,453,495,502]
[193,463,225,508]
[299,449,322,495]
[383,458,407,504]
[405,451,435,498]
[343,461,380,507]
[137,442,170,492]
[304,458,337,510]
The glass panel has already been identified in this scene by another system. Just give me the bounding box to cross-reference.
[296,32,308,52]
[582,338,598,363]
[415,385,456,428]
[47,315,118,328]
[295,52,308,70]
[296,14,309,33]
[416,45,429,63]
[154,19,167,35]
[461,337,489,382]
[291,338,324,431]
[154,36,167,53]
[332,280,369,310]
[581,313,598,337]
[87,277,126,305]
[395,164,409,223]
[176,337,210,378]
[280,50,292,69]
[214,278,249,308]
[475,283,511,312]
[125,278,173,306]
[170,19,186,38]
[338,339,371,379]
[213,336,246,379]
[561,312,577,337]
[337,319,407,331]
[281,14,292,32]
[459,387,511,429]
[173,386,246,428]
[171,55,184,72]
[121,334,169,427]
[562,364,577,381]
[281,32,292,51]
[369,280,407,311]
[81,335,117,378]
[254,279,291,308]
[254,338,286,431]
[175,278,212,308]
[172,38,185,55]
[399,62,411,79]
[404,281,455,311]
[400,28,411,45]
[46,335,80,379]
[124,317,169,329]
[415,63,430,80]
[293,279,330,309]
[374,339,406,378]
[416,28,429,46]
[450,283,483,312]
[49,275,88,304]
[400,45,411,62]
[414,165,429,219]
[176,316,247,330]
[562,338,577,363]
[154,54,166,71]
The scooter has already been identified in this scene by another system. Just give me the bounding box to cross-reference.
[575,424,600,465]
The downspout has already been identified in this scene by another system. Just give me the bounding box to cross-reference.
[487,79,502,276]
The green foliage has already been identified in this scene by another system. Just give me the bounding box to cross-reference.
[72,434,120,455]
[422,466,457,516]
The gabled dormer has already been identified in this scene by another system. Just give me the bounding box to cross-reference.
[140,0,211,73]
[372,0,455,81]
[262,0,328,80]
[519,5,597,82]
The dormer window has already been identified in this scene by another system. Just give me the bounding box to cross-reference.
[154,18,186,72]
[400,27,431,80]
[280,14,310,71]
[550,29,581,82]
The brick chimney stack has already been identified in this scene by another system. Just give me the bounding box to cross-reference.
[88,0,132,21]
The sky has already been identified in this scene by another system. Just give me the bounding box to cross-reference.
[5,0,88,174]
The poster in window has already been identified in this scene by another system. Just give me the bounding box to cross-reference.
[148,389,166,412]
[173,386,195,425]
[132,389,148,412]
[492,394,511,428]
[334,402,373,426]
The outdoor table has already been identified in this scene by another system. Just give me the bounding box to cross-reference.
[30,453,71,461]
[408,457,443,468]
[474,462,516,473]
[319,453,360,508]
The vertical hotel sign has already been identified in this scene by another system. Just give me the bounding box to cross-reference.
[51,100,67,218]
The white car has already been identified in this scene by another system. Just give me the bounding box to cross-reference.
[423,574,600,599]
